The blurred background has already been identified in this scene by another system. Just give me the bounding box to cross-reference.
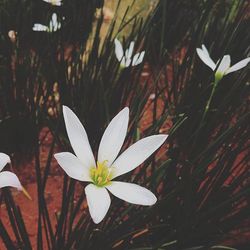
[0,0,249,249]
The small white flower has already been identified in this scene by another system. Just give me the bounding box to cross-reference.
[32,13,61,33]
[42,0,63,6]
[0,153,22,190]
[32,23,49,32]
[54,106,167,224]
[48,13,61,32]
[114,38,145,68]
[196,44,250,81]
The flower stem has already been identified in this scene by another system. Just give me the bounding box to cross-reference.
[201,78,220,124]
[191,78,220,150]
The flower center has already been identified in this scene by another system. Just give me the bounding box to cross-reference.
[90,161,113,187]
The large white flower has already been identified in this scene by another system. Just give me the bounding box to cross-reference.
[114,38,145,68]
[42,0,63,6]
[32,13,61,33]
[196,44,250,81]
[0,153,22,190]
[54,106,167,224]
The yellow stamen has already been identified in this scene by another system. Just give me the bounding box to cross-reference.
[97,177,102,184]
[89,160,114,187]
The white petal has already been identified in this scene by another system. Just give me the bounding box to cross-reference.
[120,57,126,67]
[0,171,22,190]
[98,107,129,166]
[201,44,210,57]
[48,22,53,32]
[137,51,145,64]
[132,53,140,66]
[85,184,111,224]
[216,55,231,75]
[0,153,10,171]
[52,13,57,24]
[125,41,135,59]
[43,0,62,6]
[53,1,62,6]
[114,38,124,61]
[226,57,250,74]
[107,181,157,205]
[196,47,216,70]
[112,134,168,178]
[54,152,91,182]
[132,51,145,66]
[125,57,132,67]
[50,15,56,31]
[63,106,96,168]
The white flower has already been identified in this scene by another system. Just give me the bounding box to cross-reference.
[32,13,61,33]
[42,0,63,6]
[48,13,61,32]
[114,38,145,68]
[0,153,22,190]
[32,23,49,32]
[196,44,250,81]
[54,106,167,224]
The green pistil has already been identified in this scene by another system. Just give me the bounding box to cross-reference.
[90,161,113,187]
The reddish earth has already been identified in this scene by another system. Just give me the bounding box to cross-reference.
[0,127,63,249]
